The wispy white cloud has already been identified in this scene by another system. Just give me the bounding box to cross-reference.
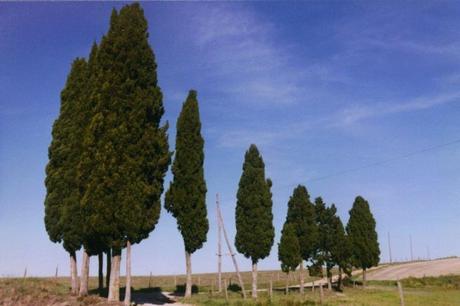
[337,91,460,126]
[186,5,343,107]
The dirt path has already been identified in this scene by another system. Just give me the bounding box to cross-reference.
[134,291,192,306]
[367,258,460,280]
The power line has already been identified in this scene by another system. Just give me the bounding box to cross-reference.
[307,138,460,182]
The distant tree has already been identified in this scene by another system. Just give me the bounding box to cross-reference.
[235,144,274,298]
[329,214,352,290]
[314,197,337,290]
[346,196,380,287]
[285,185,317,294]
[278,223,301,295]
[165,90,208,298]
[81,4,171,302]
[44,58,89,295]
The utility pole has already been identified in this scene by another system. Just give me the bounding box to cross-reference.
[388,232,392,264]
[216,193,247,299]
[217,194,222,293]
[409,235,413,262]
[426,246,431,261]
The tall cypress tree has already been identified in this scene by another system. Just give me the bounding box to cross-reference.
[235,144,274,299]
[285,185,317,294]
[165,90,208,298]
[278,222,301,295]
[44,58,88,295]
[81,4,171,302]
[346,196,380,287]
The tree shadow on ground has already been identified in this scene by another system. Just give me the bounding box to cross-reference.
[89,286,177,305]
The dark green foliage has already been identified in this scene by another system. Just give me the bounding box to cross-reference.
[175,284,199,294]
[314,197,336,276]
[80,3,171,251]
[165,90,208,254]
[285,185,318,262]
[44,58,88,254]
[235,144,274,263]
[278,223,301,273]
[329,213,352,276]
[346,196,380,270]
[227,283,242,292]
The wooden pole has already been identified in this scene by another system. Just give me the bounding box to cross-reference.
[388,232,392,264]
[216,193,247,299]
[224,279,229,302]
[397,281,405,306]
[410,235,413,262]
[269,277,273,299]
[55,265,58,279]
[319,283,324,305]
[23,267,27,279]
[148,272,152,288]
[217,195,222,293]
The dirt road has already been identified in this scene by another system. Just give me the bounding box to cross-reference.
[367,257,460,280]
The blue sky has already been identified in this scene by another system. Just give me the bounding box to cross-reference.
[1,1,460,277]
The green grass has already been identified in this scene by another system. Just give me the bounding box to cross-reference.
[181,286,460,306]
[2,272,460,305]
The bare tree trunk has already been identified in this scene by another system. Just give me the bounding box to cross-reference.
[285,272,289,295]
[363,268,367,288]
[106,249,111,290]
[124,241,132,306]
[337,267,342,291]
[79,250,90,296]
[251,261,257,298]
[70,252,79,295]
[185,251,192,298]
[319,283,324,304]
[299,261,304,294]
[108,250,121,302]
[98,252,103,294]
[327,267,332,291]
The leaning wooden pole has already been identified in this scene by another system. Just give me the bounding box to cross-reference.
[217,197,223,293]
[216,193,247,299]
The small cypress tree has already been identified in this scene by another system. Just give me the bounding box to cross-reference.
[278,223,301,295]
[44,58,88,295]
[235,144,274,298]
[285,185,317,293]
[346,196,380,287]
[165,90,208,298]
[314,197,337,290]
[329,214,351,291]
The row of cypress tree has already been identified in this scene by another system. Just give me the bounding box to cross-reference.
[233,147,380,298]
[45,2,379,303]
[44,3,209,303]
[278,189,380,292]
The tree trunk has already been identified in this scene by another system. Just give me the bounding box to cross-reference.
[251,261,257,298]
[327,266,332,291]
[285,272,289,295]
[108,250,121,302]
[337,267,342,291]
[363,268,367,288]
[98,252,103,294]
[185,251,192,298]
[106,249,111,290]
[79,250,90,296]
[70,252,79,295]
[299,261,304,294]
[124,241,132,306]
